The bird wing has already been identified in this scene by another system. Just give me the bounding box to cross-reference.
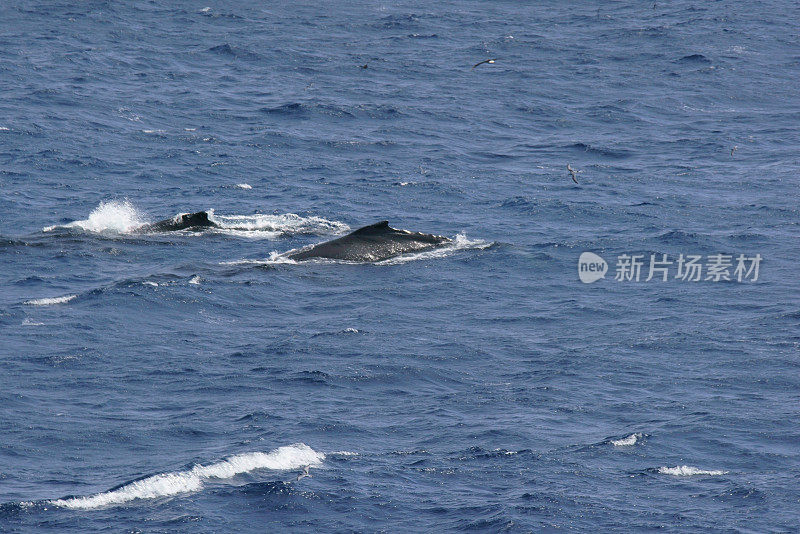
[472,58,497,69]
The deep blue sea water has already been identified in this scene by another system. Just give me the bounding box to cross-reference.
[1,1,799,531]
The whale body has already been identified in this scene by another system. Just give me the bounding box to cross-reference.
[288,221,450,262]
[139,211,215,232]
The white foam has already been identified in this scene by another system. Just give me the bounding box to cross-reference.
[611,433,642,446]
[44,200,147,233]
[0,126,9,131]
[376,234,490,265]
[52,443,324,510]
[658,465,728,476]
[235,183,252,189]
[344,328,359,333]
[208,213,348,240]
[22,318,45,326]
[142,129,165,134]
[42,205,343,239]
[189,276,201,285]
[143,281,159,287]
[25,295,76,306]
[220,251,299,266]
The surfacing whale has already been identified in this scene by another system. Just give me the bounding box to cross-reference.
[139,211,216,232]
[288,221,450,262]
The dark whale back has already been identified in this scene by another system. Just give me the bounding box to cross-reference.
[140,211,214,232]
[288,221,450,262]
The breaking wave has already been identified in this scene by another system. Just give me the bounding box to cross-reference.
[25,295,77,306]
[611,433,642,447]
[657,465,728,476]
[51,443,324,510]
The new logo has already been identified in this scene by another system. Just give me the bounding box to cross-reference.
[578,252,608,284]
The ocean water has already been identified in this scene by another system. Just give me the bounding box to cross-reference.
[1,1,798,531]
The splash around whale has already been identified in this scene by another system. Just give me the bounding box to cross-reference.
[287,221,451,262]
[138,211,216,232]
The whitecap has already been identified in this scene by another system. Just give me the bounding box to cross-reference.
[52,443,324,510]
[189,276,201,285]
[25,295,76,306]
[235,183,252,189]
[658,465,728,476]
[611,433,642,446]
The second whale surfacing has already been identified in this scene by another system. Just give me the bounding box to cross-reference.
[288,221,450,262]
[138,211,216,232]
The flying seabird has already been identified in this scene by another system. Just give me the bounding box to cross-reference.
[567,164,580,184]
[472,58,498,69]
[296,465,311,481]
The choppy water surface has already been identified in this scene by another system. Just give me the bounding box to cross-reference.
[1,1,798,531]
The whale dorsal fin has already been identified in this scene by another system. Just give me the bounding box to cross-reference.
[351,221,390,235]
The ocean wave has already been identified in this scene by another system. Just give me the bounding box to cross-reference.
[25,295,76,306]
[206,43,261,60]
[260,101,403,120]
[677,54,711,63]
[51,443,324,510]
[611,433,642,446]
[261,102,355,119]
[566,142,633,159]
[657,465,728,476]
